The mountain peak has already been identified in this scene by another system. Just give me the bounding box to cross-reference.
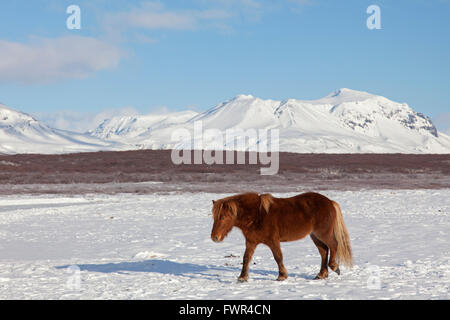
[332,88,368,95]
[233,94,255,100]
[327,88,376,99]
[305,88,378,106]
[0,103,16,112]
[0,103,37,125]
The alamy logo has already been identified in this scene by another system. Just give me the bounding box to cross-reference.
[367,5,381,30]
[66,265,81,291]
[66,5,81,30]
[170,121,280,175]
[366,265,382,290]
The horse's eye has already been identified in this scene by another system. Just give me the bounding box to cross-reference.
[220,217,225,221]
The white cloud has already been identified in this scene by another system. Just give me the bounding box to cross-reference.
[0,36,124,84]
[198,0,261,10]
[111,10,197,31]
[287,0,315,13]
[288,0,313,4]
[103,2,232,33]
[101,0,266,38]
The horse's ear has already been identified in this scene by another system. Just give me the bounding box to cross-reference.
[212,200,216,205]
[228,200,238,217]
[259,194,274,214]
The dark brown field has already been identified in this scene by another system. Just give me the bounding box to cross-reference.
[0,150,448,194]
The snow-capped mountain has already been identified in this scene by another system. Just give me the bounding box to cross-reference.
[91,110,198,141]
[90,88,450,154]
[0,104,122,154]
[1,89,449,155]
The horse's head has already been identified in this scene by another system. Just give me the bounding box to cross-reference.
[210,199,238,243]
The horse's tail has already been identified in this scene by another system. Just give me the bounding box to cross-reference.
[332,201,353,268]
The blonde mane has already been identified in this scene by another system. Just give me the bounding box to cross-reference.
[259,193,274,214]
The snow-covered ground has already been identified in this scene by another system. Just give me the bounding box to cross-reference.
[0,190,448,299]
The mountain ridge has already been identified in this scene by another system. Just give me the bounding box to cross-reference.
[1,89,449,154]
[0,103,123,154]
[89,88,448,153]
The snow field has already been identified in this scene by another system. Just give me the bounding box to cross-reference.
[0,190,448,299]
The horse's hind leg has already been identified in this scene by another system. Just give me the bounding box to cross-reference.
[313,232,340,275]
[310,234,329,279]
[326,236,340,275]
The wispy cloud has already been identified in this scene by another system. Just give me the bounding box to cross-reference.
[0,36,124,85]
[0,1,265,84]
[287,0,315,13]
[103,2,233,35]
[101,0,266,39]
[288,0,313,4]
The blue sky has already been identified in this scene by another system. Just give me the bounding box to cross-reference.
[0,0,449,132]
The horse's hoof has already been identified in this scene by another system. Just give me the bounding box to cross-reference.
[314,273,328,280]
[329,264,340,275]
[277,274,288,281]
[237,277,248,283]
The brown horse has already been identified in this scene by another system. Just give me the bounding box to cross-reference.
[210,192,352,281]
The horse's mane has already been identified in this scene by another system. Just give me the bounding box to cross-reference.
[259,193,274,214]
[213,193,275,228]
[212,194,240,219]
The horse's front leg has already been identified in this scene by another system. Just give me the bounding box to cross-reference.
[268,241,288,281]
[238,240,257,282]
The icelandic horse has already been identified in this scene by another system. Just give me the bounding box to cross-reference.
[210,192,352,281]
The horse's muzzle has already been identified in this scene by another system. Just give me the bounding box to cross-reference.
[212,235,222,243]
